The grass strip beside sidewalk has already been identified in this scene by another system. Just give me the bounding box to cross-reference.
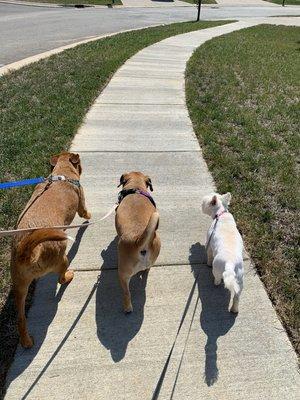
[266,0,300,5]
[186,24,300,353]
[180,0,217,4]
[0,20,230,397]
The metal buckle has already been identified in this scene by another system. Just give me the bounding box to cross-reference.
[51,175,66,182]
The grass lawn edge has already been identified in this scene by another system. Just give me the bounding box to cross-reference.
[185,24,300,355]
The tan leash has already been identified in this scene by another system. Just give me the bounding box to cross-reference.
[0,204,117,238]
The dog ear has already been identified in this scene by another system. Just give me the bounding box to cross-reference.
[118,173,128,188]
[222,192,232,206]
[50,154,59,167]
[146,177,153,192]
[69,153,82,175]
[211,195,217,206]
[69,153,80,165]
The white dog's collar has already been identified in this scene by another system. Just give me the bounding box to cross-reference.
[207,209,228,249]
[214,209,228,220]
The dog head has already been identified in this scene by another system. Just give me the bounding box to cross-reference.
[118,172,153,192]
[50,152,82,176]
[202,192,232,217]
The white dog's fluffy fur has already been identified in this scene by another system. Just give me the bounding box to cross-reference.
[202,192,244,313]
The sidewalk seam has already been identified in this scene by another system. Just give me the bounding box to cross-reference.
[72,262,209,272]
[74,150,201,154]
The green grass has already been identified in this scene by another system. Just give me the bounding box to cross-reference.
[266,0,300,4]
[0,20,231,397]
[18,0,122,5]
[186,25,300,353]
[180,0,217,4]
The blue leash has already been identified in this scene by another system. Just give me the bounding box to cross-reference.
[0,177,45,190]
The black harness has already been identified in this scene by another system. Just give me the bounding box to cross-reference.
[118,188,156,208]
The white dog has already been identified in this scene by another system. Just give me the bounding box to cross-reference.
[202,192,244,313]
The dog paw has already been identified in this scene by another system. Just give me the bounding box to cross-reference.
[59,270,74,285]
[83,211,92,220]
[21,335,34,349]
[123,305,133,314]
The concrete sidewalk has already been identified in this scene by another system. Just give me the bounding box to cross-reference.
[5,20,300,400]
[121,0,191,7]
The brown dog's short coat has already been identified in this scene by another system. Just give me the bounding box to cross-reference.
[115,172,161,313]
[11,152,91,348]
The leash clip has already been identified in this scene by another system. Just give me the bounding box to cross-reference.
[49,175,66,182]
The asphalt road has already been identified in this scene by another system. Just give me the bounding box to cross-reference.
[0,2,299,65]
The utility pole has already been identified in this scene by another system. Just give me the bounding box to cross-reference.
[197,0,202,22]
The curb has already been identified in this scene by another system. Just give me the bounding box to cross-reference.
[0,0,109,7]
[0,0,62,7]
[0,0,195,7]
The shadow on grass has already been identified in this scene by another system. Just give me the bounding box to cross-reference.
[3,222,89,399]
[189,242,236,386]
[96,236,147,362]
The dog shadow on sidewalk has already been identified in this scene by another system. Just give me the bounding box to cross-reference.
[95,236,147,362]
[189,242,237,387]
[4,223,89,396]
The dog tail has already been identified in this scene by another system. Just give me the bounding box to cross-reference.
[17,229,68,265]
[223,264,240,310]
[136,211,159,249]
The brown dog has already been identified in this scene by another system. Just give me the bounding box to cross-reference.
[10,152,91,348]
[115,172,161,313]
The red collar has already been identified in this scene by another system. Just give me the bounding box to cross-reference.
[214,209,227,220]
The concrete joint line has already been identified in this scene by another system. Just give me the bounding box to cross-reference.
[98,102,184,105]
[75,150,202,154]
[114,75,184,81]
[72,262,209,272]
[71,258,251,272]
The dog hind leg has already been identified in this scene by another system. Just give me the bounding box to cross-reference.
[207,245,213,267]
[230,273,243,313]
[119,272,133,313]
[230,294,240,313]
[14,279,34,348]
[212,260,222,286]
[213,273,222,286]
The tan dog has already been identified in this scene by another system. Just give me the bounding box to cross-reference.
[115,172,161,313]
[11,152,91,348]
